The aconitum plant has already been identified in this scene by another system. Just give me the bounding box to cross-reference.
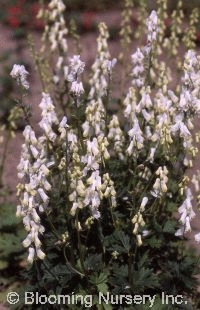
[11,0,200,309]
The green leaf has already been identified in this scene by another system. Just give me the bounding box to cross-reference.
[85,253,102,271]
[166,202,177,213]
[146,236,162,248]
[0,204,20,230]
[0,232,25,258]
[117,231,131,251]
[0,260,8,270]
[163,220,176,233]
[97,283,108,294]
[102,302,113,310]
[89,272,109,293]
[132,267,159,293]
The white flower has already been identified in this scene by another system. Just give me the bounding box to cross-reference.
[16,205,22,217]
[146,10,158,43]
[148,147,156,162]
[176,188,195,235]
[27,247,35,264]
[195,233,200,243]
[10,64,29,89]
[68,55,85,79]
[128,118,144,150]
[70,81,84,96]
[91,207,100,219]
[59,116,68,128]
[137,234,142,246]
[171,114,191,138]
[142,230,150,237]
[23,234,32,248]
[175,227,184,237]
[36,248,46,260]
[131,49,145,88]
[105,58,117,71]
[140,197,148,211]
[31,209,40,223]
[56,56,64,69]
[87,138,99,156]
[70,202,79,216]
[30,145,39,159]
[38,188,49,203]
[131,48,144,64]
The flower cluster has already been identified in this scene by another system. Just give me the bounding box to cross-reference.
[175,188,195,236]
[82,22,116,138]
[15,90,70,262]
[146,10,158,44]
[10,64,29,90]
[151,166,168,197]
[39,0,68,53]
[65,55,85,98]
[132,197,148,246]
[16,125,48,263]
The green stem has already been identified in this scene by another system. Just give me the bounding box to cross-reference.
[63,244,85,278]
[128,237,138,289]
[75,211,86,274]
[45,211,60,239]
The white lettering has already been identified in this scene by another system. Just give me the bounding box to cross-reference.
[48,295,57,304]
[175,295,183,305]
[84,295,93,307]
[148,295,156,308]
[39,295,47,304]
[99,292,110,304]
[133,295,142,304]
[125,295,132,304]
[25,292,34,304]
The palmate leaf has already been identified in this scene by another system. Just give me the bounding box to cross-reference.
[42,261,75,286]
[104,230,131,254]
[117,231,131,252]
[145,236,162,248]
[160,259,199,293]
[85,253,102,271]
[137,252,150,269]
[166,202,177,213]
[97,282,109,294]
[163,219,177,233]
[132,267,159,293]
[90,272,109,286]
[89,272,109,294]
[110,264,130,294]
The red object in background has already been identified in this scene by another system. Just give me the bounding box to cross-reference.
[7,6,23,28]
[5,2,44,31]
[196,32,200,44]
[81,12,96,30]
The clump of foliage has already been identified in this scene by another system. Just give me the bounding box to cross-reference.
[0,203,26,303]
